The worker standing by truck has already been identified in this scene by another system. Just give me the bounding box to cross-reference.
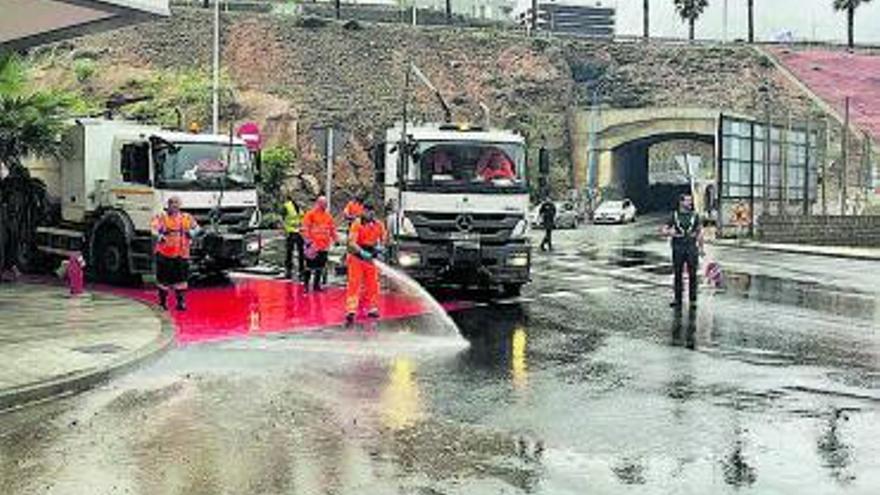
[345,202,386,324]
[151,196,199,311]
[281,194,304,280]
[301,196,337,293]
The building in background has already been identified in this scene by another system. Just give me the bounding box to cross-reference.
[515,1,615,37]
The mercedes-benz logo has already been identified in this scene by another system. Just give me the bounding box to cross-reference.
[455,214,474,233]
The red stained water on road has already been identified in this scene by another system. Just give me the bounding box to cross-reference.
[102,277,450,345]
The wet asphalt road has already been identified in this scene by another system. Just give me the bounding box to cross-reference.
[2,217,880,494]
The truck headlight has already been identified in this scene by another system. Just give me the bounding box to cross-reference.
[246,238,261,253]
[507,252,529,267]
[398,251,421,267]
[400,217,418,237]
[510,219,529,239]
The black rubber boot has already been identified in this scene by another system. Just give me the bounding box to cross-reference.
[302,271,311,292]
[313,270,323,292]
[157,289,168,310]
[175,289,187,311]
[345,312,356,326]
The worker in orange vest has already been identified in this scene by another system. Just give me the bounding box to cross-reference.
[345,202,387,324]
[301,196,337,292]
[151,196,199,311]
[343,194,366,225]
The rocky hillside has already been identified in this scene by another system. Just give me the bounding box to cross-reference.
[27,7,821,204]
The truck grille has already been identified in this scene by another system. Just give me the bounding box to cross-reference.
[408,211,520,243]
[185,207,253,227]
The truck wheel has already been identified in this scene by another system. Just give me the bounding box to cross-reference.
[94,228,132,285]
[16,239,50,274]
[501,283,523,298]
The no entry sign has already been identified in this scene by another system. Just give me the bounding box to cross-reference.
[236,122,262,152]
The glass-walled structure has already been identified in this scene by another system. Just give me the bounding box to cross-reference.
[718,115,822,235]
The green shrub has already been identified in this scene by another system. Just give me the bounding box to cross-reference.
[73,59,96,83]
[260,145,298,211]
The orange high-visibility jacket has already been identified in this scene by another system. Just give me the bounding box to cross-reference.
[302,208,337,251]
[151,212,197,259]
[343,200,365,220]
[349,218,386,251]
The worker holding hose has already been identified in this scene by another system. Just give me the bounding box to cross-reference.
[345,202,387,325]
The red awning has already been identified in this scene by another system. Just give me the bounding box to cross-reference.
[772,48,880,144]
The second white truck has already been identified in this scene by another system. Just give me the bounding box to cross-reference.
[27,118,262,283]
[375,122,532,296]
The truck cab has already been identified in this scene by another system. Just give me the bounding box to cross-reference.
[33,119,261,283]
[379,123,531,296]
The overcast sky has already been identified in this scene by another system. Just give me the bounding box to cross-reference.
[551,0,880,44]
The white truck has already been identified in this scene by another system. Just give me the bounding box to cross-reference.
[375,122,532,296]
[26,118,262,284]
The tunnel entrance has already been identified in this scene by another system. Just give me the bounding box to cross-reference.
[611,133,715,214]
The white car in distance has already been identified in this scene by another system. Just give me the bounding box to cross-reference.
[592,199,637,224]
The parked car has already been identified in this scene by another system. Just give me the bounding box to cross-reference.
[530,201,580,229]
[592,199,637,224]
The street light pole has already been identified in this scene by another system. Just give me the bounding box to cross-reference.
[212,0,220,134]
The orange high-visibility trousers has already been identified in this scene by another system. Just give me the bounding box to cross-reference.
[346,254,380,314]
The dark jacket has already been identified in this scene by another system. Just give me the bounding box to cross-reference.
[539,201,557,228]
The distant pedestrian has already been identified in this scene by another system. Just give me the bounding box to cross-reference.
[662,193,704,308]
[281,194,304,280]
[539,199,557,252]
[151,196,199,311]
[301,196,337,292]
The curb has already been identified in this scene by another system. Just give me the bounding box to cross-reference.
[0,296,175,413]
[713,241,880,262]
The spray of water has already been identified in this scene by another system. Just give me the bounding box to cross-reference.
[374,260,460,335]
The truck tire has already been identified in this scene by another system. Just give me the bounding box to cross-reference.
[501,283,523,298]
[93,228,133,285]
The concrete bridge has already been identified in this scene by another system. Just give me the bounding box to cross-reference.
[570,107,751,211]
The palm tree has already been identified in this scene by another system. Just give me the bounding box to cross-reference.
[673,0,709,41]
[643,0,650,38]
[747,0,755,43]
[834,0,874,49]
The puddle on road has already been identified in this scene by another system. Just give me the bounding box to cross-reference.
[603,247,879,321]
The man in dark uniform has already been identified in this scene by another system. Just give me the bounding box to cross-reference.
[539,199,557,252]
[662,193,704,308]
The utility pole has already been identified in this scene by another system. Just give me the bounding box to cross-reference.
[803,116,812,216]
[212,0,220,134]
[842,97,850,215]
[763,105,771,219]
[822,118,829,215]
[325,127,334,212]
[531,0,538,34]
[722,0,729,43]
[780,110,791,215]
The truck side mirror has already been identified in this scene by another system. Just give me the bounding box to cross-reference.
[371,143,386,185]
[538,147,550,176]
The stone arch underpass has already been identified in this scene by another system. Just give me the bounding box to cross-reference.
[571,107,747,213]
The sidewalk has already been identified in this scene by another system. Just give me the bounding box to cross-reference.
[0,282,173,411]
[713,239,880,261]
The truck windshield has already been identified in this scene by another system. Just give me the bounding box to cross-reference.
[154,142,254,190]
[408,141,526,192]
